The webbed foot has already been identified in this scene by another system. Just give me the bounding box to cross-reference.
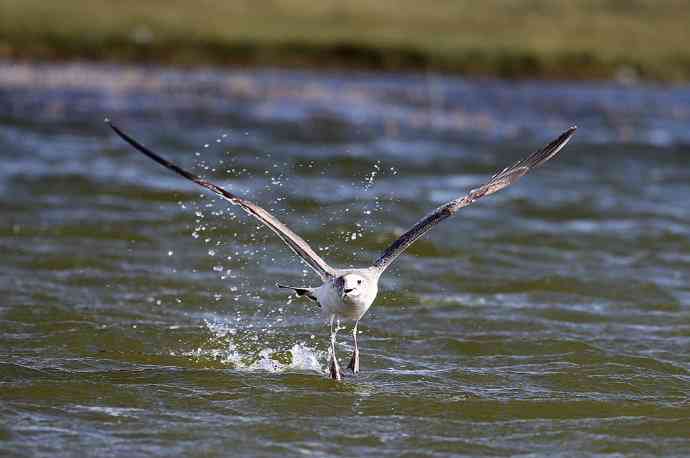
[329,356,342,381]
[347,349,360,374]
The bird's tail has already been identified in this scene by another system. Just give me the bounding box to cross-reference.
[276,283,318,302]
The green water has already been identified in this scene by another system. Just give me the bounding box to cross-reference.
[1,62,689,457]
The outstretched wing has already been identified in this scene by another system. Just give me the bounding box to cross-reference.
[373,126,577,273]
[108,121,336,281]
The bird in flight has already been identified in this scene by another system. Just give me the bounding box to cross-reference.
[108,121,576,380]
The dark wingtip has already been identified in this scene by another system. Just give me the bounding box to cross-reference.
[560,125,578,146]
[562,126,577,141]
[105,118,124,137]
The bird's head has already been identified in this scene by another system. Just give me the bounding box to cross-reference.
[340,273,367,300]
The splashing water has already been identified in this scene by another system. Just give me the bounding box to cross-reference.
[173,134,364,372]
[185,319,326,374]
[363,160,381,191]
[341,159,397,248]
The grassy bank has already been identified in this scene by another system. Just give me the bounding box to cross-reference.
[1,0,690,81]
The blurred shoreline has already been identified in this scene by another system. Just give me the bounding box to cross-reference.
[2,1,689,82]
[3,60,689,149]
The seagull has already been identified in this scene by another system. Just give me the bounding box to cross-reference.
[108,121,576,380]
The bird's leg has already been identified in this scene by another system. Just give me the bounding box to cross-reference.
[328,316,342,380]
[347,320,360,374]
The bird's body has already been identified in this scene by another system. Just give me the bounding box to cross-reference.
[108,121,576,381]
[278,267,380,320]
[279,268,380,378]
[314,269,380,320]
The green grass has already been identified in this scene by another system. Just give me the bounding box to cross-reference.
[2,0,690,81]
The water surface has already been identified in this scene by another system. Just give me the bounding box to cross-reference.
[1,62,690,456]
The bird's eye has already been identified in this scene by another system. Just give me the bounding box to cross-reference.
[357,279,362,284]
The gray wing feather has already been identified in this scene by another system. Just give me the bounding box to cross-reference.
[373,126,577,272]
[108,122,336,281]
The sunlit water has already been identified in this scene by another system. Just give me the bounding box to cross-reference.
[1,62,690,456]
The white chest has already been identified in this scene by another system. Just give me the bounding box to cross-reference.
[313,282,377,321]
